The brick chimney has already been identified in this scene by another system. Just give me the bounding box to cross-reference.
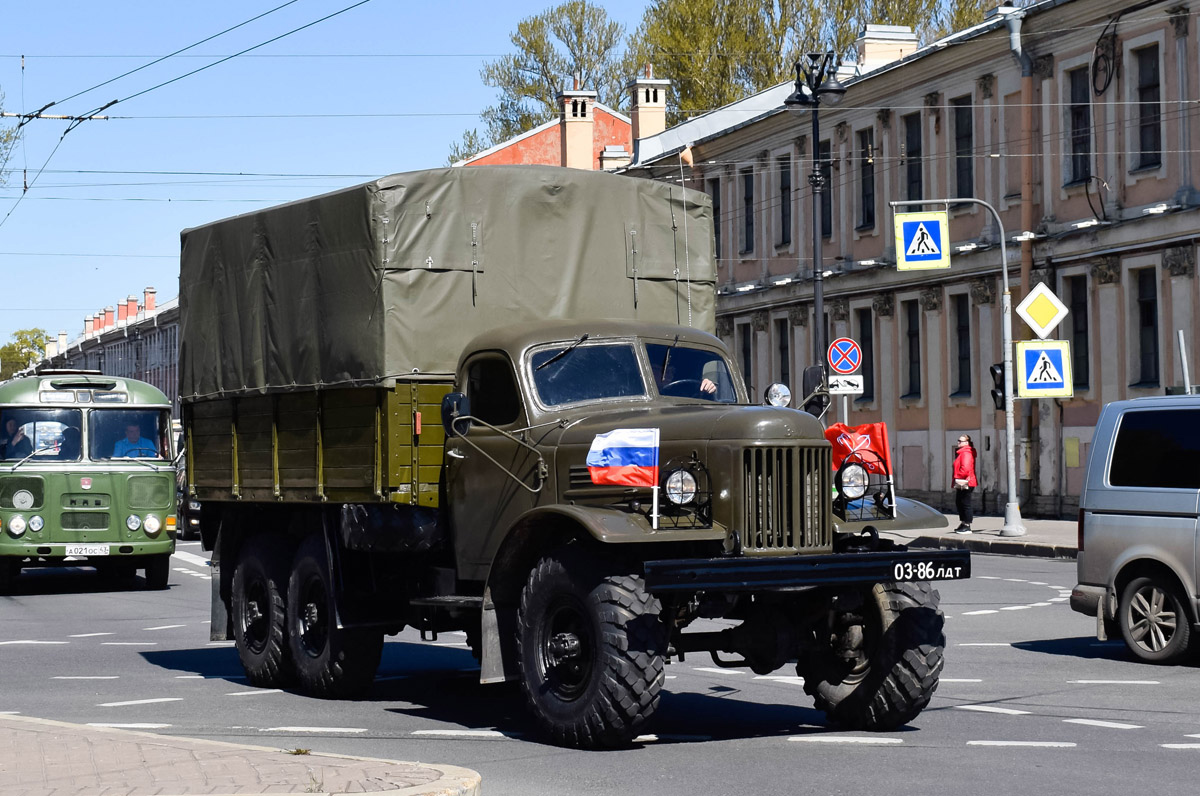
[144,287,156,313]
[118,302,128,323]
[127,295,138,319]
[84,316,94,336]
[45,340,58,358]
[627,64,671,144]
[557,78,598,170]
[104,306,116,329]
[58,331,68,352]
[855,25,918,73]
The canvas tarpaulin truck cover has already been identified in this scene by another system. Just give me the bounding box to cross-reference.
[178,165,716,402]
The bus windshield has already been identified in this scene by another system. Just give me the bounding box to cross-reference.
[0,408,84,462]
[90,409,171,461]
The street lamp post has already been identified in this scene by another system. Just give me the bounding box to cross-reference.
[784,53,846,372]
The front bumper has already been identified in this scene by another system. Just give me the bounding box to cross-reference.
[643,548,971,592]
[1,538,175,561]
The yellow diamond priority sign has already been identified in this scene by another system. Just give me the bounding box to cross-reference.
[1015,282,1069,340]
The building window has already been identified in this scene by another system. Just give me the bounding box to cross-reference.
[856,307,874,402]
[1135,268,1159,386]
[903,113,922,202]
[738,322,754,395]
[1067,275,1089,388]
[904,300,921,398]
[818,141,832,239]
[741,169,754,254]
[775,317,790,389]
[952,96,974,199]
[858,129,875,229]
[1135,45,1162,170]
[952,293,971,397]
[708,178,722,262]
[1068,67,1091,183]
[777,155,792,246]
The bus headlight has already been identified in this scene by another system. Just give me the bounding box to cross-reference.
[664,469,698,505]
[12,490,35,510]
[28,515,44,532]
[8,515,27,536]
[126,514,142,531]
[143,515,161,535]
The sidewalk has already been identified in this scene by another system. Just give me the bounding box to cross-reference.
[0,714,481,796]
[883,512,1079,559]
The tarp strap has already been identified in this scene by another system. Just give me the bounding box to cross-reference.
[470,222,479,306]
[629,228,639,309]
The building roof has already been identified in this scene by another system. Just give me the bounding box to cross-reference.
[453,101,631,167]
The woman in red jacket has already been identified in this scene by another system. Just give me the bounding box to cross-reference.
[952,434,978,534]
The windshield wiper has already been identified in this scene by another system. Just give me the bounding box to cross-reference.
[660,334,680,381]
[535,334,589,371]
[7,448,51,470]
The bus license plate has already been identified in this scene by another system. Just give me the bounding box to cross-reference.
[65,544,110,557]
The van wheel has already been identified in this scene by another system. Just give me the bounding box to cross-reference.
[231,536,292,687]
[516,549,666,749]
[1119,576,1192,664]
[287,534,382,698]
[143,553,171,590]
[800,582,945,731]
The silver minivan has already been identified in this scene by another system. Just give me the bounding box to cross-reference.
[1071,395,1200,664]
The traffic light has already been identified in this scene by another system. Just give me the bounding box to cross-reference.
[990,363,1006,410]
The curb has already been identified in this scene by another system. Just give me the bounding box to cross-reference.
[905,535,1078,560]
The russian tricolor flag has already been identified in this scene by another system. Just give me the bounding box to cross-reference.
[586,428,661,487]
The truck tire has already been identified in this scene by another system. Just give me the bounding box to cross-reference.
[1118,575,1192,664]
[801,582,945,731]
[143,553,171,590]
[286,534,383,698]
[231,536,292,688]
[516,550,666,748]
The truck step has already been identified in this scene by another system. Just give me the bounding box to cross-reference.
[408,595,483,609]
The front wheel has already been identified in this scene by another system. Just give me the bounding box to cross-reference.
[1119,576,1192,664]
[143,553,171,590]
[800,582,945,731]
[286,533,383,698]
[516,549,666,749]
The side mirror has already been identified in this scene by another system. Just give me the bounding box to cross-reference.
[800,365,829,417]
[441,392,472,437]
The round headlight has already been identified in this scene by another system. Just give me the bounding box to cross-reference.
[764,383,792,407]
[143,514,161,535]
[664,469,698,505]
[838,463,869,501]
[28,515,44,532]
[8,515,27,536]
[126,514,142,531]
[12,489,35,510]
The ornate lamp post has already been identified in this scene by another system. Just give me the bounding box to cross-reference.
[784,53,845,371]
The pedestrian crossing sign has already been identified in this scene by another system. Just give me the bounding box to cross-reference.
[895,211,950,270]
[1016,340,1074,398]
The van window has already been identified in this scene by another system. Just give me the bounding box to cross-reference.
[1109,409,1200,489]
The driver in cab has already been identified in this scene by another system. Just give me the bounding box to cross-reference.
[113,423,158,458]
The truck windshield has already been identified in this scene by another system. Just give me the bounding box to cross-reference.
[645,343,739,403]
[0,408,84,462]
[531,343,646,406]
[90,408,171,461]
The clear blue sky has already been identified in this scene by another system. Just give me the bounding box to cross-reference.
[0,0,650,347]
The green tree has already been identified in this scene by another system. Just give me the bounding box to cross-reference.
[448,0,629,163]
[0,329,50,379]
[930,0,990,41]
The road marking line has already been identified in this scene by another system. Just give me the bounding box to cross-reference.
[692,667,745,675]
[1003,578,1028,583]
[1048,598,1068,602]
[226,689,283,697]
[143,625,185,631]
[754,675,805,685]
[101,642,158,646]
[961,610,999,615]
[98,698,183,707]
[634,734,712,743]
[978,576,1001,580]
[1063,719,1143,730]
[69,633,112,638]
[1068,680,1160,685]
[959,643,1011,647]
[1049,585,1066,590]
[412,729,517,739]
[955,705,1030,715]
[1030,602,1052,607]
[665,675,677,680]
[172,551,211,568]
[206,641,235,647]
[967,741,1075,747]
[0,640,70,645]
[941,678,983,683]
[789,736,903,745]
[0,711,20,715]
[1186,734,1200,739]
[262,727,368,734]
[1028,581,1048,586]
[88,723,171,729]
[1161,744,1200,749]
[53,676,119,680]
[1000,605,1032,611]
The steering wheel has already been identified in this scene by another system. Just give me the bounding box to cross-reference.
[125,446,158,457]
[660,378,704,397]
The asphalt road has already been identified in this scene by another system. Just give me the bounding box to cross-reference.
[2,545,1199,796]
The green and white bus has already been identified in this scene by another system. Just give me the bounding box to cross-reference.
[0,371,176,590]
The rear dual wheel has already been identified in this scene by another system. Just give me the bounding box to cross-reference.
[231,536,292,688]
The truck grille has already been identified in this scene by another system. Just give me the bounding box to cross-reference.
[740,446,831,554]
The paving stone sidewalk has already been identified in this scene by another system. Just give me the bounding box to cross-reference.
[0,714,481,796]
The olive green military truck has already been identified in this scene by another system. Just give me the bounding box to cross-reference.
[181,166,969,748]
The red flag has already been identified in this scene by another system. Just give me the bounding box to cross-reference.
[824,422,892,476]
